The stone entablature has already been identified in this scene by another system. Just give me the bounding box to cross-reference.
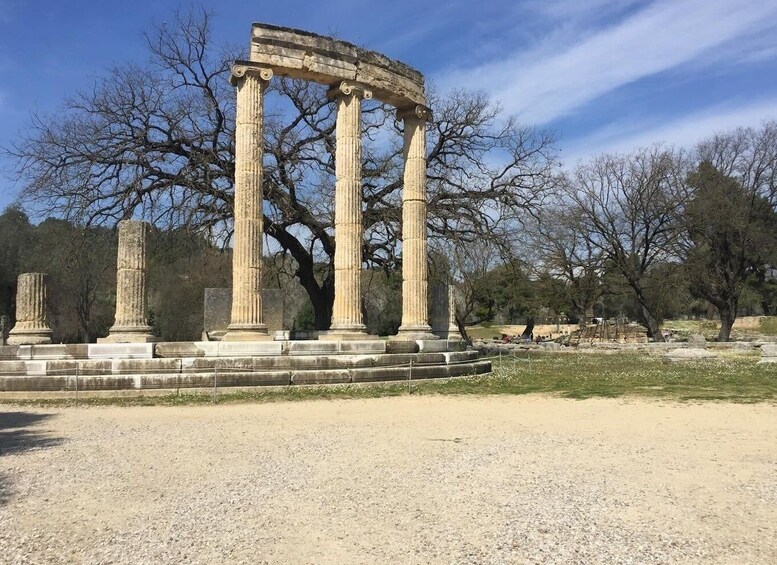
[247,23,426,108]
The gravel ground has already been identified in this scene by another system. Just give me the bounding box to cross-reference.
[1,396,775,564]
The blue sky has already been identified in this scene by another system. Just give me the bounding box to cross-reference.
[1,0,777,211]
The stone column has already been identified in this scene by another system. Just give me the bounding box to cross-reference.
[327,81,371,337]
[396,105,436,339]
[223,65,273,341]
[103,220,156,343]
[7,273,52,345]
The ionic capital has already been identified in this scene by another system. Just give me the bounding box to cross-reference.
[327,81,373,101]
[397,104,432,122]
[230,63,273,86]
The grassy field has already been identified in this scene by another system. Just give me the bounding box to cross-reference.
[3,351,775,407]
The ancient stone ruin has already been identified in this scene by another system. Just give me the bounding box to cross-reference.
[227,24,435,341]
[7,273,52,345]
[0,24,487,394]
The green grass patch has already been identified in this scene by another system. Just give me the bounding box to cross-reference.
[3,352,775,407]
[759,317,777,336]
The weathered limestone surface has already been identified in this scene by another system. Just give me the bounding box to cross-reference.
[429,282,449,338]
[397,106,435,339]
[663,348,718,362]
[758,343,777,363]
[248,24,425,107]
[203,288,232,340]
[223,65,273,341]
[688,334,707,348]
[102,221,156,343]
[7,273,52,345]
[328,82,370,337]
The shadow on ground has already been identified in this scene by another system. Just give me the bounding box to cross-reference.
[0,411,62,505]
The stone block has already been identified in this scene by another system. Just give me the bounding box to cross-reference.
[26,344,89,360]
[0,345,20,360]
[385,340,419,354]
[663,348,717,362]
[286,341,339,355]
[24,360,48,376]
[87,343,155,359]
[155,342,219,358]
[112,359,181,375]
[351,366,408,383]
[203,288,232,340]
[338,340,386,354]
[217,341,282,357]
[688,334,707,348]
[443,351,479,363]
[0,360,27,375]
[291,370,351,385]
[416,339,448,353]
[429,282,449,338]
[761,344,777,357]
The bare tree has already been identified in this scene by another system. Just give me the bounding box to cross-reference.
[559,147,688,340]
[530,202,606,325]
[5,8,558,329]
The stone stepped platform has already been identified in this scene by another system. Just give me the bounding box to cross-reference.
[0,340,490,393]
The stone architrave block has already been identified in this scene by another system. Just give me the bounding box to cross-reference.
[429,282,450,339]
[203,288,232,340]
[204,288,285,340]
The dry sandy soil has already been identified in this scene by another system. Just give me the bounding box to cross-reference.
[1,396,775,564]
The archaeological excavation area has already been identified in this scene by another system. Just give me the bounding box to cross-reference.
[0,24,490,395]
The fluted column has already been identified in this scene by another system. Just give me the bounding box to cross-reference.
[328,81,371,336]
[223,64,273,341]
[397,105,436,339]
[8,273,52,345]
[102,220,156,343]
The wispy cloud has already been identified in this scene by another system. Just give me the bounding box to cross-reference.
[563,97,777,164]
[436,0,777,125]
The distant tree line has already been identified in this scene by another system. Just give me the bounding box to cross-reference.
[456,122,777,342]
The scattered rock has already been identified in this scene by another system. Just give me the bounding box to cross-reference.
[758,344,777,363]
[688,334,707,348]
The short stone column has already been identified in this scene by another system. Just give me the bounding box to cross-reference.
[223,64,273,341]
[327,81,371,337]
[396,105,436,339]
[8,273,52,345]
[102,220,156,343]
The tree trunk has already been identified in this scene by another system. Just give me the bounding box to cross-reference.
[640,303,664,342]
[718,300,737,342]
[521,317,535,338]
[628,280,664,342]
[456,314,472,346]
[306,274,334,331]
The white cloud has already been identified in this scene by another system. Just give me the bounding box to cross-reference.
[436,0,777,125]
[563,97,777,164]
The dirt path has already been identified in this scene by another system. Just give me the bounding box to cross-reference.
[1,396,775,564]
